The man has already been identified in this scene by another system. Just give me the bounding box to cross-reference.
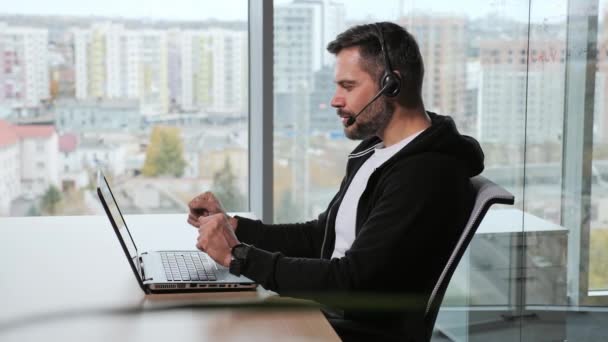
[187,22,484,341]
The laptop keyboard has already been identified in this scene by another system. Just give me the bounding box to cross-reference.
[160,252,217,282]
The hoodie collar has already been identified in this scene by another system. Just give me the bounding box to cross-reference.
[347,111,485,177]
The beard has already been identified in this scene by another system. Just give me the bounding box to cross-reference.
[339,99,394,140]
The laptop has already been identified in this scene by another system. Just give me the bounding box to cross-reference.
[96,170,257,294]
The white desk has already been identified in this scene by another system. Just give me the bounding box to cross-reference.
[0,213,339,341]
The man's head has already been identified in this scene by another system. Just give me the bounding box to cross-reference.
[327,22,424,140]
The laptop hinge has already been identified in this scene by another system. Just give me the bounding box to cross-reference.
[139,252,153,282]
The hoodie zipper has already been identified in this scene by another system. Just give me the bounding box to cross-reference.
[320,195,341,259]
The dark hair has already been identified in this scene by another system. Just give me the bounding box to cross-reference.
[327,22,424,109]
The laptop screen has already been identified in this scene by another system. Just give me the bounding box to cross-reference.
[97,171,141,274]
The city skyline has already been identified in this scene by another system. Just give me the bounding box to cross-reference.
[3,0,597,23]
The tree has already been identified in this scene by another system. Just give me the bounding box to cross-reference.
[50,76,60,101]
[41,185,62,215]
[212,157,246,211]
[142,126,186,177]
[26,205,40,217]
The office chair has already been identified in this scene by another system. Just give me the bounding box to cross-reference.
[423,175,515,341]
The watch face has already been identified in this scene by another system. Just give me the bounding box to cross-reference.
[232,244,248,259]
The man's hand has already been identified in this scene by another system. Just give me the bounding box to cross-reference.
[187,191,238,230]
[196,213,240,267]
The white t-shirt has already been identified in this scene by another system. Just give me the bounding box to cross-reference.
[331,130,425,259]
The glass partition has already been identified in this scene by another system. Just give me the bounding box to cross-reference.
[273,0,608,340]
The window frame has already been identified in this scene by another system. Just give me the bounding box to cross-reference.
[559,0,606,306]
[248,0,274,223]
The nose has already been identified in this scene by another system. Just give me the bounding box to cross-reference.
[330,92,344,108]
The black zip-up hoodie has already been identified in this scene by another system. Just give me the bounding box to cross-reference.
[234,112,484,340]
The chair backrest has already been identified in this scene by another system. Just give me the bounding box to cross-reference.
[423,175,515,340]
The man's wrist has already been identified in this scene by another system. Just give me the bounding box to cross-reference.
[228,216,239,231]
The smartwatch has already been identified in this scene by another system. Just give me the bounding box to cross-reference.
[229,243,251,276]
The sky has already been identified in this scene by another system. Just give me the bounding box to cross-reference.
[0,0,604,23]
[1,0,249,21]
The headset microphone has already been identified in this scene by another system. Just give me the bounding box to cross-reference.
[345,80,396,127]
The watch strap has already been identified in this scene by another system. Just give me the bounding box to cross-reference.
[229,243,251,276]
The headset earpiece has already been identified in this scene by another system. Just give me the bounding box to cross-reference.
[374,23,401,98]
[380,72,401,97]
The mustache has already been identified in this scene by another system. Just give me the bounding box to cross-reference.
[337,109,354,117]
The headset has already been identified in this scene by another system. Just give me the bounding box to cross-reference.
[345,23,402,127]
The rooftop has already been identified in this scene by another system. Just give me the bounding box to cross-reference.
[58,133,79,153]
[0,120,19,148]
[14,124,55,139]
[0,120,56,148]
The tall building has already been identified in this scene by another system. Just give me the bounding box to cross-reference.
[72,29,93,99]
[274,1,320,130]
[274,1,319,221]
[465,60,481,137]
[73,23,169,114]
[310,65,340,132]
[0,23,50,108]
[274,0,345,98]
[398,16,468,127]
[180,30,210,112]
[274,0,346,220]
[293,0,346,68]
[478,39,566,145]
[274,1,320,97]
[167,29,182,112]
[139,29,169,115]
[180,28,247,114]
[218,29,247,115]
